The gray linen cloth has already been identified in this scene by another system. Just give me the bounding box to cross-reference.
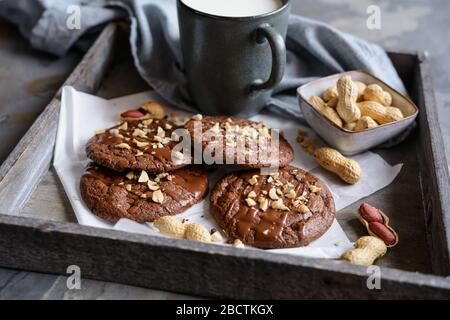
[0,0,409,142]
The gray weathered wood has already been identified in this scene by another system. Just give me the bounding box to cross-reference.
[0,23,449,298]
[20,169,76,222]
[0,23,119,214]
[0,214,449,299]
[415,53,450,275]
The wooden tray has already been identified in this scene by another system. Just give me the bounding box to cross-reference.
[0,23,449,299]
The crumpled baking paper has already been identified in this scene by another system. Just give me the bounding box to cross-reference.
[54,86,403,259]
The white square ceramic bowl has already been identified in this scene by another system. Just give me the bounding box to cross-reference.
[297,70,419,155]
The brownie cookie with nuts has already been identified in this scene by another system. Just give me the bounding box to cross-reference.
[80,164,208,223]
[210,166,335,249]
[86,118,191,173]
[184,115,294,168]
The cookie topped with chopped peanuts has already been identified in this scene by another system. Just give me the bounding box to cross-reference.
[80,164,208,223]
[184,115,294,168]
[209,166,335,249]
[86,118,191,173]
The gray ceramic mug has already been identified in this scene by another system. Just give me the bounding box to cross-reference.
[177,0,291,117]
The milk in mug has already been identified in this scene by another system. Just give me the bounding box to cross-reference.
[181,0,283,17]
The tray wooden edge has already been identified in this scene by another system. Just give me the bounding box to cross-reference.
[415,53,450,275]
[1,213,450,299]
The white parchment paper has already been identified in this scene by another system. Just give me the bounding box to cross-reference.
[54,86,403,259]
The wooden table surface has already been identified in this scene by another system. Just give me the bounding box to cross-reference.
[1,0,449,299]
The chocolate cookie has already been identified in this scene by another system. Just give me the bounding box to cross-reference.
[86,118,191,173]
[210,166,335,249]
[184,116,294,168]
[80,164,208,223]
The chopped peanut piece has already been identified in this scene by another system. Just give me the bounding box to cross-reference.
[133,139,149,148]
[147,180,159,191]
[233,239,245,248]
[271,199,289,211]
[258,197,269,211]
[211,231,223,243]
[138,170,149,183]
[309,185,321,193]
[248,175,259,185]
[247,191,257,198]
[269,188,279,200]
[152,189,164,203]
[297,204,310,213]
[116,143,131,150]
[118,122,128,131]
[245,198,257,207]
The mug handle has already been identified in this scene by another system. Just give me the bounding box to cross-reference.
[251,23,286,91]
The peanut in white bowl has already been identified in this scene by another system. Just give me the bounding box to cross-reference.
[297,70,419,156]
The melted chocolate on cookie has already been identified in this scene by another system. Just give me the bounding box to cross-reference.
[210,166,335,249]
[86,119,191,173]
[80,164,208,223]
